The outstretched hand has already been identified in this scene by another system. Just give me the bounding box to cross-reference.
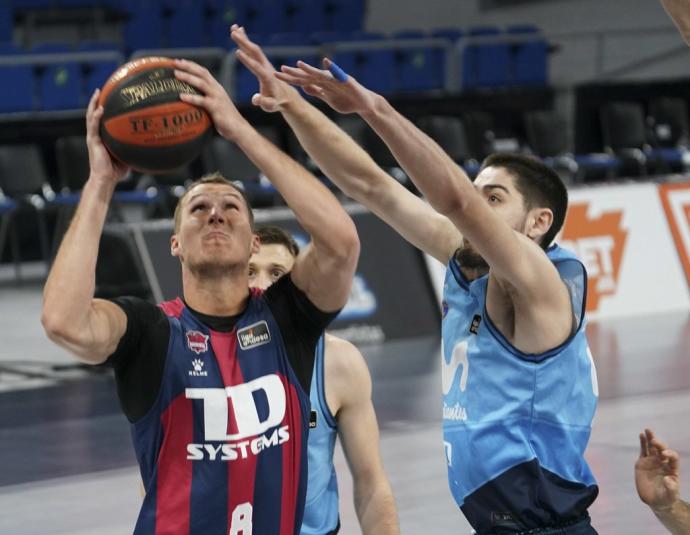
[230,24,300,113]
[635,428,681,511]
[86,89,129,184]
[275,57,378,115]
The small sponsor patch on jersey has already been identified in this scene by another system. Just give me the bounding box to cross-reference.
[469,314,481,335]
[186,330,209,354]
[309,410,317,429]
[442,300,449,319]
[237,321,271,350]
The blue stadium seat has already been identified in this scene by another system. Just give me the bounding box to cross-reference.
[166,1,205,48]
[463,26,510,89]
[0,4,11,44]
[309,31,351,44]
[284,0,326,34]
[27,43,83,110]
[267,32,312,47]
[0,65,34,112]
[11,0,54,8]
[0,43,22,54]
[39,62,82,110]
[393,30,445,92]
[84,60,119,95]
[323,0,364,32]
[511,40,548,86]
[332,48,396,95]
[76,41,121,52]
[431,28,463,43]
[124,4,164,52]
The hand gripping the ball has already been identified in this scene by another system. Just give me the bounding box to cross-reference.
[86,89,130,184]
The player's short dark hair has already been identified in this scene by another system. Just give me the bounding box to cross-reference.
[481,153,568,249]
[174,172,254,232]
[254,225,300,258]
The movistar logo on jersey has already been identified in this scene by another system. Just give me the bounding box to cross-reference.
[237,321,271,350]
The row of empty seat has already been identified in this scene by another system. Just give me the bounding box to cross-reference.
[0,26,550,113]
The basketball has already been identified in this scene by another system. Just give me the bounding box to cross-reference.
[98,57,212,173]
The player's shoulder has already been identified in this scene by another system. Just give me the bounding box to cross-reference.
[323,334,370,380]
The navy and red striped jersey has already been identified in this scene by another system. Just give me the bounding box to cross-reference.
[111,280,327,535]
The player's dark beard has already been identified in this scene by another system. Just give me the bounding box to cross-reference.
[455,245,489,271]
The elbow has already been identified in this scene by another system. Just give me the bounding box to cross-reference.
[339,222,361,265]
[41,308,79,346]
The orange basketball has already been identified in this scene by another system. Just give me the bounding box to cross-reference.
[98,57,212,173]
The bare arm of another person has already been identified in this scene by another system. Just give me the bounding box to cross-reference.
[230,26,460,264]
[41,90,130,363]
[325,335,399,535]
[174,56,359,312]
[636,428,690,534]
[277,59,567,317]
[661,0,690,45]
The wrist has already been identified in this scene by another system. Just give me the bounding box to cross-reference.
[652,498,683,516]
[217,116,253,143]
[360,92,386,121]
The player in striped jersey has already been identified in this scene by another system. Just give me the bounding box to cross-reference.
[41,55,360,534]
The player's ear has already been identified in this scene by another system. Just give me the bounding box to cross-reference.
[527,207,553,242]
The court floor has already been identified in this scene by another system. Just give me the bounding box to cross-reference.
[0,277,688,534]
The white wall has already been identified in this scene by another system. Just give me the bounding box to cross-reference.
[366,0,690,85]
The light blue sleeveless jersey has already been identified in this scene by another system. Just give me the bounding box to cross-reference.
[301,335,340,535]
[441,244,599,533]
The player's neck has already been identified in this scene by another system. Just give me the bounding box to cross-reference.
[182,269,250,316]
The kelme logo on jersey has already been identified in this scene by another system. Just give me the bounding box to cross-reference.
[237,321,271,350]
[186,330,209,354]
[189,358,208,377]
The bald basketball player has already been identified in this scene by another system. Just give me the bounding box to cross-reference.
[41,54,359,533]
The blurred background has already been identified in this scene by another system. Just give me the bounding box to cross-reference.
[0,0,689,533]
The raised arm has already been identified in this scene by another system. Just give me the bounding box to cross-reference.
[277,59,564,304]
[325,336,399,535]
[230,26,460,264]
[661,0,690,45]
[174,56,358,312]
[41,90,131,364]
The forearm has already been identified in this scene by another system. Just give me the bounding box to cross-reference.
[653,499,690,534]
[360,94,472,215]
[354,477,400,535]
[233,124,357,255]
[662,0,690,45]
[279,98,388,202]
[42,178,114,337]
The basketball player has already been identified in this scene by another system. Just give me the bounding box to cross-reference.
[248,225,399,535]
[230,25,599,534]
[41,59,360,534]
[636,429,690,532]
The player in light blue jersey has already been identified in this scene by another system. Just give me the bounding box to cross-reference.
[228,25,600,534]
[248,225,399,535]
